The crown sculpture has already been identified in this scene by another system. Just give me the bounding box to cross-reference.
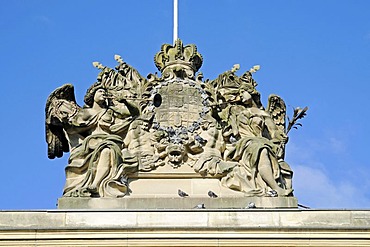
[46,40,307,208]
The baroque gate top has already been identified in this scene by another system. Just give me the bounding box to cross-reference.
[46,39,307,206]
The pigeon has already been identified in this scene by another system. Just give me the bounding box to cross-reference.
[178,189,189,197]
[246,202,256,209]
[266,190,278,197]
[194,203,206,209]
[208,190,218,198]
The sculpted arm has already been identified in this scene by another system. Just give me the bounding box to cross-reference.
[264,116,287,143]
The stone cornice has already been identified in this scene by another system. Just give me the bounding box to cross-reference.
[0,210,369,246]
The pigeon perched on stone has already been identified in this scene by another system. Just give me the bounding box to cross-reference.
[178,189,189,197]
[266,190,278,197]
[207,190,218,198]
[194,203,206,209]
[246,202,256,209]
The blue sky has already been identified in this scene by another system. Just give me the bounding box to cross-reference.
[1,1,369,209]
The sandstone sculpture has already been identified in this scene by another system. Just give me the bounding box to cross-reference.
[46,39,307,198]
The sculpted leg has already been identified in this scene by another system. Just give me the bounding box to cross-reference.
[258,148,292,196]
[282,173,292,189]
[89,148,111,191]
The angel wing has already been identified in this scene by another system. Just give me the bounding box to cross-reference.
[266,94,286,134]
[45,84,79,159]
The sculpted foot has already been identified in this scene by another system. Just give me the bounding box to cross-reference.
[276,188,293,197]
[268,187,293,197]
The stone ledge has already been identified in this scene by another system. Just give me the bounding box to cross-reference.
[0,210,369,246]
[57,196,298,209]
[1,210,369,230]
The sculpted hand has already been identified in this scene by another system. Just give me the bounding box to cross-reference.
[272,132,288,145]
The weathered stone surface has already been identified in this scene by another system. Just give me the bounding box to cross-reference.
[0,211,65,229]
[57,196,298,209]
[1,210,369,229]
[0,210,369,246]
[46,39,307,207]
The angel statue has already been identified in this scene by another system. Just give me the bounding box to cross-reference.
[45,82,139,198]
[45,40,307,203]
[209,69,295,197]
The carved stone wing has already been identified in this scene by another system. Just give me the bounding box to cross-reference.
[45,84,78,159]
[266,94,286,133]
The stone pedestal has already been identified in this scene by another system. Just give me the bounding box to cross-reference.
[58,196,298,209]
[59,165,298,209]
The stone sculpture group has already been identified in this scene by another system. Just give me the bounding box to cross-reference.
[46,40,307,198]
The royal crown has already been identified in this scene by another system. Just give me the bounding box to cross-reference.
[154,39,203,73]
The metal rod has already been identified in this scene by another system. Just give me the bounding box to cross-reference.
[173,0,178,44]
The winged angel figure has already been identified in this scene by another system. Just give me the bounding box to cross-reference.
[46,78,141,197]
[46,41,307,199]
[205,68,307,196]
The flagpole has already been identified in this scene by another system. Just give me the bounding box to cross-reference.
[173,0,178,44]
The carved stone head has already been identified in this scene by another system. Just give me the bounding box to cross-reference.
[84,82,105,107]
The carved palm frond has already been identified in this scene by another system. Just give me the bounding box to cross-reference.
[286,106,308,134]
